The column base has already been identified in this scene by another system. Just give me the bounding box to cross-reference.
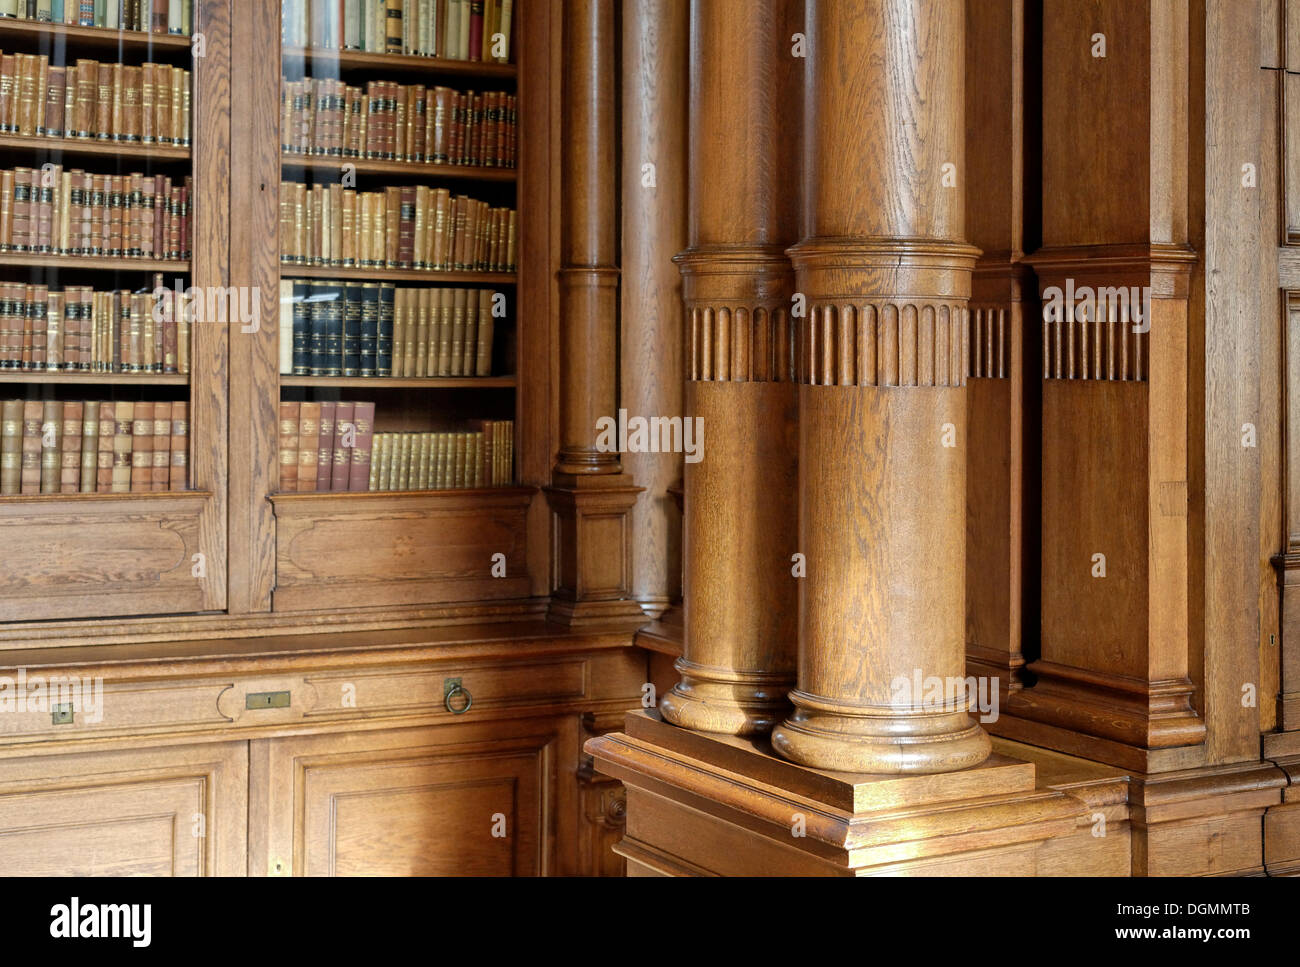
[587,710,1088,876]
[771,690,993,775]
[658,658,792,736]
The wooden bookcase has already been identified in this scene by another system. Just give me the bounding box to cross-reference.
[0,0,557,633]
[263,0,544,617]
[0,5,229,624]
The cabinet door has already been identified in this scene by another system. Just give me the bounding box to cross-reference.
[0,741,247,876]
[251,718,574,876]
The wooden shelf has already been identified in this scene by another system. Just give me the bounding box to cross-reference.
[282,154,515,183]
[0,488,210,504]
[281,375,516,389]
[282,46,516,81]
[281,264,514,284]
[0,371,188,385]
[0,253,189,272]
[271,484,527,502]
[0,132,189,161]
[0,20,191,53]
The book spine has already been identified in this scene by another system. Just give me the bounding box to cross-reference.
[347,401,374,491]
[278,399,299,492]
[316,399,335,491]
[130,399,151,492]
[296,400,320,491]
[151,398,169,490]
[331,401,353,490]
[169,399,187,489]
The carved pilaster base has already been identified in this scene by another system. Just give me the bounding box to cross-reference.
[1003,660,1205,751]
[545,475,646,627]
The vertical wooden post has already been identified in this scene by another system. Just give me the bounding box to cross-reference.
[657,0,802,736]
[545,0,647,625]
[620,0,689,621]
[963,0,1036,694]
[770,0,992,773]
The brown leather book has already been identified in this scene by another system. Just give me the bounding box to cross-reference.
[297,400,320,491]
[97,399,116,492]
[316,400,335,491]
[0,55,16,134]
[169,400,188,491]
[79,399,98,492]
[44,66,65,138]
[34,165,52,254]
[94,63,112,140]
[10,166,30,253]
[278,399,299,492]
[151,399,169,490]
[73,59,95,138]
[59,399,81,493]
[130,400,152,492]
[330,401,353,491]
[19,398,40,493]
[415,287,431,377]
[0,398,21,494]
[122,65,141,142]
[460,286,477,375]
[347,401,375,491]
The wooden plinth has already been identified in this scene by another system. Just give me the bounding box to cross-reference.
[587,710,1085,876]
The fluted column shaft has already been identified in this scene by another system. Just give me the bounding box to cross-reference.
[771,0,991,773]
[658,0,802,735]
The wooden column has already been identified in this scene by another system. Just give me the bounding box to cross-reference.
[620,0,689,621]
[545,0,645,625]
[658,0,801,735]
[770,0,991,774]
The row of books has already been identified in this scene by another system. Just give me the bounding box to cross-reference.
[282,78,514,168]
[276,397,510,491]
[367,426,510,491]
[0,167,191,259]
[0,55,191,145]
[0,398,188,495]
[278,280,496,378]
[0,1,192,34]
[279,181,514,272]
[282,0,513,63]
[0,279,190,372]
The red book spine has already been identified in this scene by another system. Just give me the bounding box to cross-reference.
[347,401,375,491]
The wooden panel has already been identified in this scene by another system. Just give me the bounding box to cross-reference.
[251,719,571,876]
[0,492,212,622]
[1040,382,1149,675]
[271,489,533,611]
[0,742,246,876]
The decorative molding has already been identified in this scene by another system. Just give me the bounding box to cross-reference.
[969,306,1008,379]
[798,300,970,387]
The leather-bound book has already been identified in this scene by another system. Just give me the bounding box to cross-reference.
[130,400,152,492]
[460,286,477,375]
[398,186,415,269]
[475,287,493,376]
[168,400,187,490]
[34,165,53,254]
[93,62,111,140]
[296,400,319,491]
[376,284,394,377]
[0,55,16,133]
[96,399,114,492]
[324,281,343,377]
[330,401,352,491]
[0,398,21,494]
[434,286,451,376]
[19,398,40,493]
[415,287,431,377]
[59,399,81,492]
[151,400,169,490]
[391,287,407,377]
[38,399,59,494]
[358,282,378,377]
[449,286,466,376]
[342,283,362,377]
[44,66,65,137]
[79,399,98,492]
[347,401,374,491]
[278,400,299,492]
[316,400,335,491]
[122,65,141,142]
[11,166,30,253]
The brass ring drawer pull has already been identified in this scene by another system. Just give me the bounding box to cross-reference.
[444,681,473,715]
